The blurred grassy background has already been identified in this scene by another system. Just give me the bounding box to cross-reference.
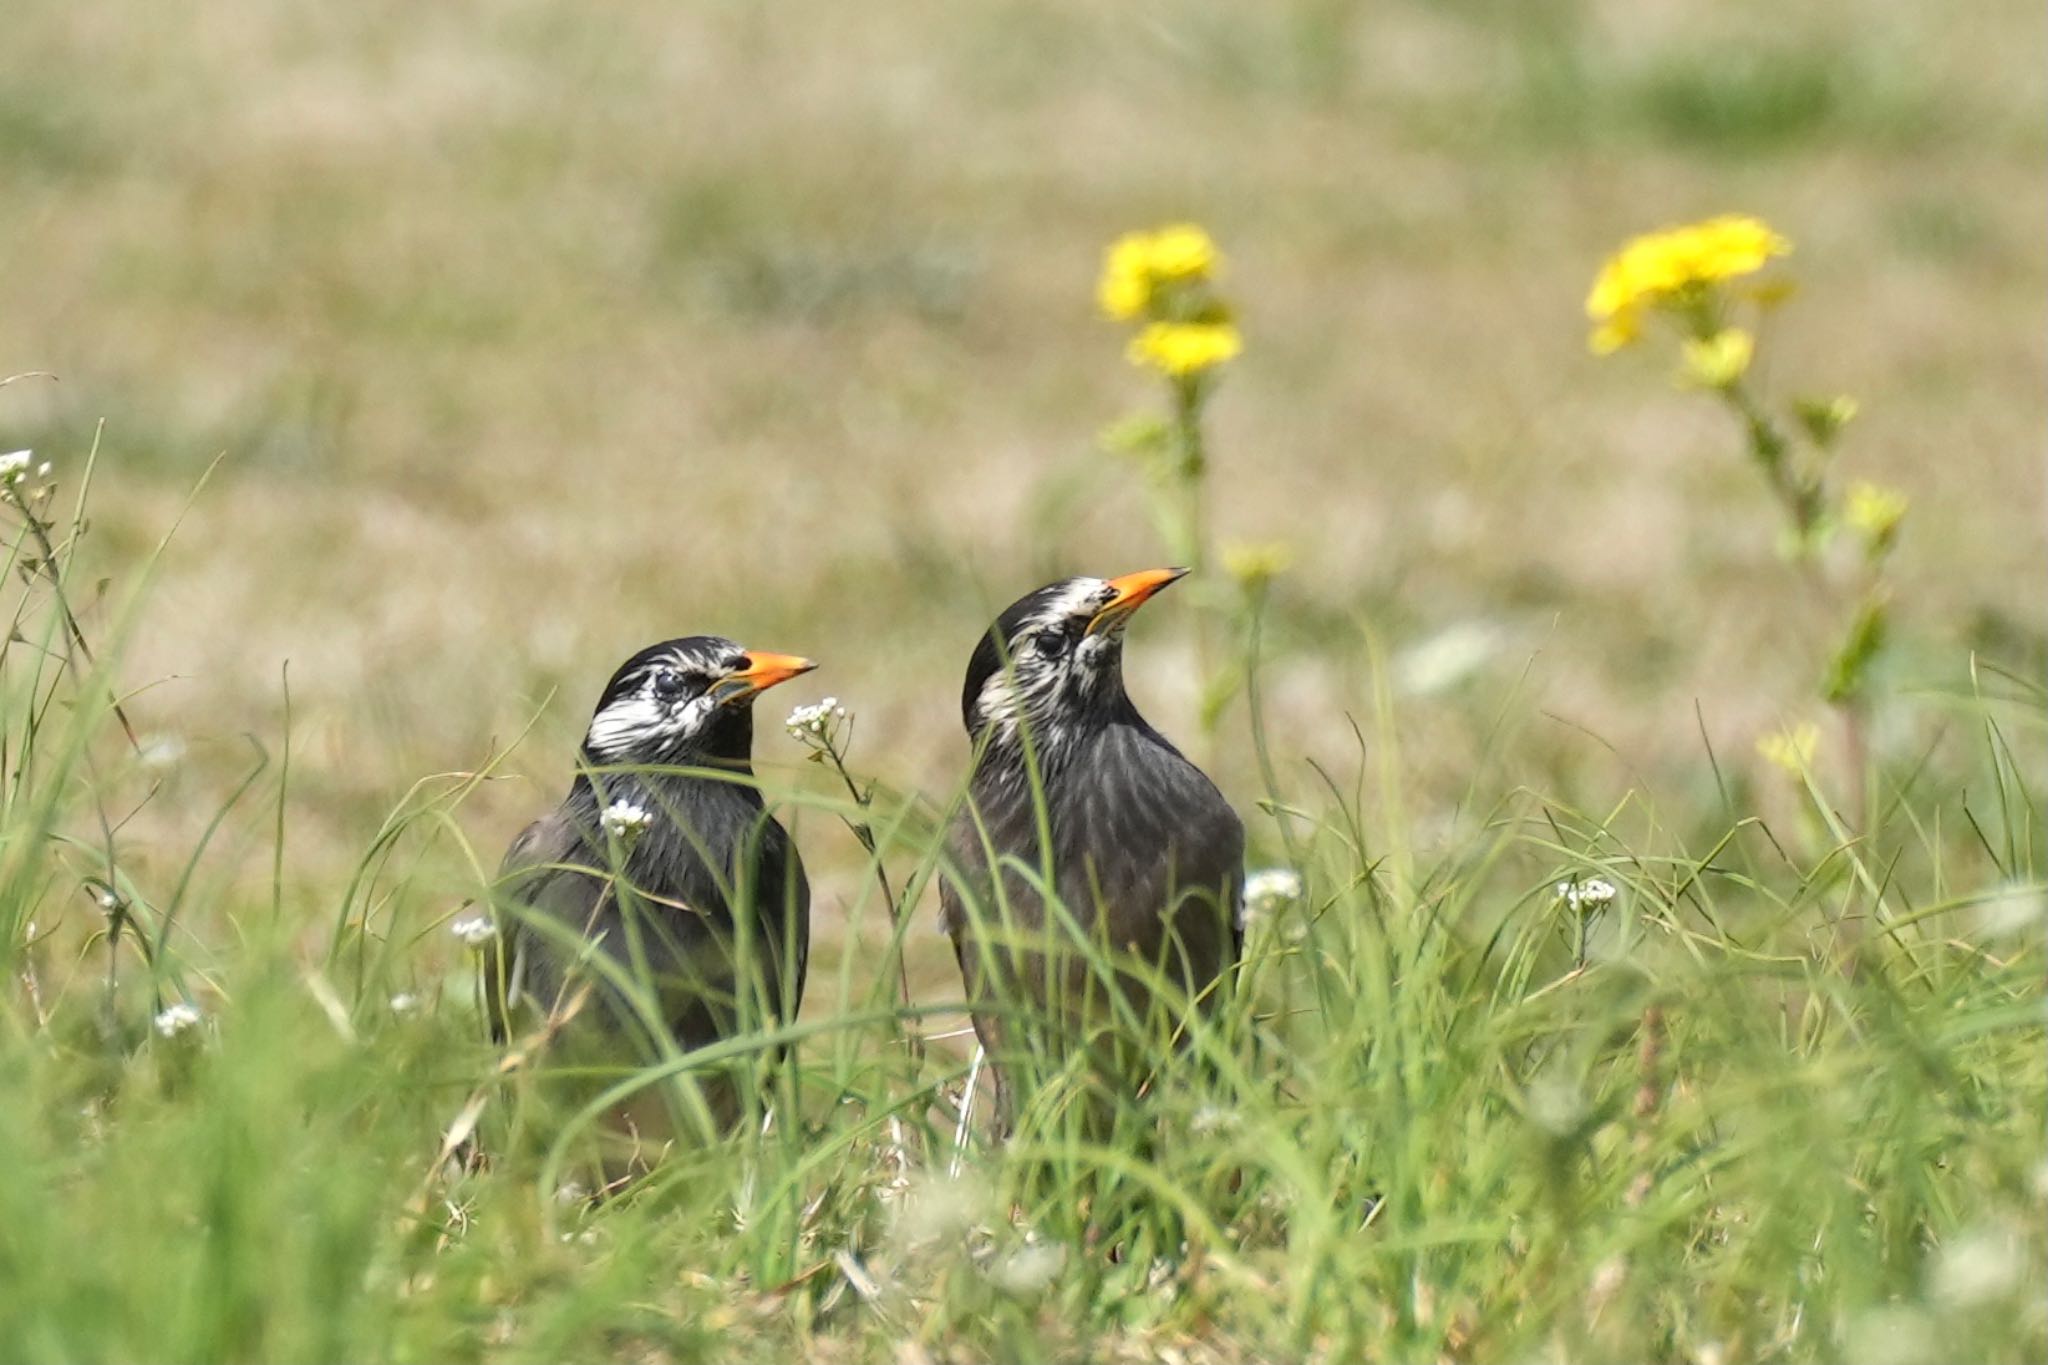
[3,0,2042,941]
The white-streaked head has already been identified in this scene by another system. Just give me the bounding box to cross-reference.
[959,568,1187,747]
[584,635,815,764]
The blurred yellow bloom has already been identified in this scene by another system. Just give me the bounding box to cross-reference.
[1680,328,1754,390]
[1757,722,1820,776]
[1098,223,1221,320]
[1587,214,1790,353]
[1128,321,1242,377]
[1589,311,1640,356]
[1844,481,1908,551]
[1223,540,1293,586]
[1099,237,1153,320]
[1145,224,1219,281]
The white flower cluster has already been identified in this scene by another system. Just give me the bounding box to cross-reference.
[785,696,849,748]
[154,1001,205,1038]
[1244,868,1303,917]
[1557,877,1618,912]
[449,913,497,948]
[0,450,51,488]
[600,799,653,842]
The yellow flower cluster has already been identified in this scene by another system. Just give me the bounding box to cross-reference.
[1757,721,1821,776]
[1680,328,1755,390]
[1128,321,1242,377]
[1099,224,1220,319]
[1099,223,1241,379]
[1844,481,1909,550]
[1587,215,1791,354]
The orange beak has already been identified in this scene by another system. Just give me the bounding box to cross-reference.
[1087,566,1189,634]
[718,650,817,701]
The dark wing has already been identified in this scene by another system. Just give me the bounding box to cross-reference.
[743,810,811,1025]
[937,800,990,940]
[1170,769,1246,970]
[1066,725,1244,995]
[485,806,603,1040]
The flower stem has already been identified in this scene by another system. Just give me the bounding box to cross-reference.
[3,483,142,750]
[818,740,922,1066]
[1169,374,1229,749]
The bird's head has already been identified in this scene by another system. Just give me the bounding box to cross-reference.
[583,635,815,767]
[960,568,1187,749]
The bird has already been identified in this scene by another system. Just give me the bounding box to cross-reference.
[485,635,815,1153]
[940,568,1244,1134]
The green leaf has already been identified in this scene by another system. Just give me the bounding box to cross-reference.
[1794,394,1859,447]
[1097,413,1170,461]
[1822,593,1889,703]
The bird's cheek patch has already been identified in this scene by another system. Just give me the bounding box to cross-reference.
[975,676,1020,730]
[585,696,665,757]
[674,695,716,738]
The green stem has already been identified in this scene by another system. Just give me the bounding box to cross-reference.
[822,743,922,1067]
[1243,582,1303,867]
[1167,376,1208,570]
[1722,383,1823,550]
[1169,375,1225,748]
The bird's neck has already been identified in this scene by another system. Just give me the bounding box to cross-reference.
[971,692,1150,804]
[568,753,761,817]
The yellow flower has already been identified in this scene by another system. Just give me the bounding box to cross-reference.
[1843,481,1908,551]
[1097,223,1222,320]
[1099,233,1155,320]
[1587,214,1790,352]
[1589,311,1641,356]
[1144,224,1219,282]
[1757,721,1820,776]
[1679,328,1754,389]
[1222,540,1293,586]
[1128,321,1242,377]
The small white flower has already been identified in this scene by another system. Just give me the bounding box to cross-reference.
[784,696,849,748]
[1145,1257,1176,1296]
[138,735,187,771]
[96,888,122,912]
[389,992,420,1016]
[1932,1227,2022,1307]
[154,1001,204,1038]
[988,1241,1064,1295]
[1244,868,1303,914]
[35,461,50,479]
[1557,877,1618,912]
[1588,1254,1627,1304]
[449,914,497,948]
[1975,884,2045,941]
[0,451,30,485]
[600,800,653,842]
[893,1173,990,1249]
[1525,1076,1584,1136]
[1240,867,1303,928]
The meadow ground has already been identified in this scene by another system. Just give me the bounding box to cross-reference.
[2,1,2044,1360]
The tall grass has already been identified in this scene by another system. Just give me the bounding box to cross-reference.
[0,431,2040,1362]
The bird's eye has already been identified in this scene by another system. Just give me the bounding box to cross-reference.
[651,668,687,700]
[1033,629,1071,660]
